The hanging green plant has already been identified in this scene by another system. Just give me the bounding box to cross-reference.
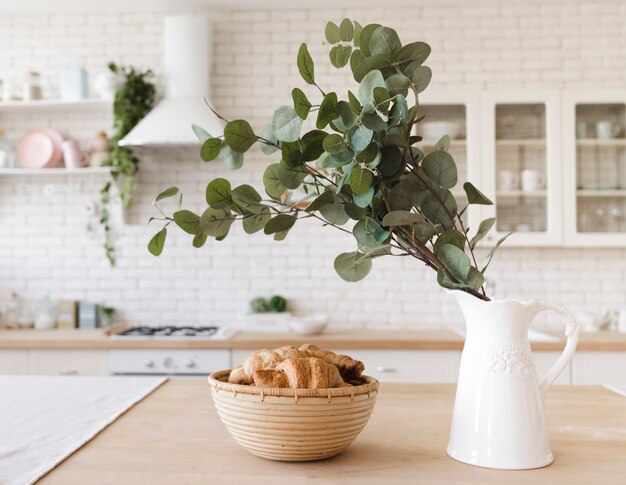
[101,63,156,265]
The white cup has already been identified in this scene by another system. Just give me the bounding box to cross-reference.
[521,169,545,193]
[498,170,519,191]
[595,120,621,139]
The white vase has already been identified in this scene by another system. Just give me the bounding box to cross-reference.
[447,290,580,470]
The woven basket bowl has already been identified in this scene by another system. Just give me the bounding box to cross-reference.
[208,369,379,462]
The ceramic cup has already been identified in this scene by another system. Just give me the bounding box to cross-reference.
[61,140,88,169]
[498,170,519,191]
[595,120,621,139]
[521,169,545,193]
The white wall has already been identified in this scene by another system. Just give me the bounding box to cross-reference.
[1,2,626,328]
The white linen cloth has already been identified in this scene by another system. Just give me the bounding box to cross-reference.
[604,384,626,398]
[0,375,166,485]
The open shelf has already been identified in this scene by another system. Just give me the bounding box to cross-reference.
[0,167,112,175]
[577,189,626,197]
[576,138,626,146]
[0,99,110,112]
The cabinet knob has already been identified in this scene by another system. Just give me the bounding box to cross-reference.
[163,358,173,368]
[144,359,155,368]
[375,366,396,373]
[59,369,78,375]
[185,359,195,368]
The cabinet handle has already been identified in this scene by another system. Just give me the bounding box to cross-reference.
[375,366,396,373]
[59,369,78,375]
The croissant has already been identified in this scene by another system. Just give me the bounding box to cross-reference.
[276,357,342,389]
[273,345,304,361]
[253,369,289,388]
[243,349,279,376]
[298,344,365,380]
[228,364,253,385]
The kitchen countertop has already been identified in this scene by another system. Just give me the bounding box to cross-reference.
[40,381,626,484]
[1,327,626,351]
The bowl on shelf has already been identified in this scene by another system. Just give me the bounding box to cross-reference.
[208,370,379,462]
[289,314,328,335]
[420,121,462,140]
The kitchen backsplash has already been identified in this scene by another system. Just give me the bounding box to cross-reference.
[2,2,626,328]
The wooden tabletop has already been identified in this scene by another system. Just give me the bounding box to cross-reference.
[41,381,626,484]
[2,327,626,351]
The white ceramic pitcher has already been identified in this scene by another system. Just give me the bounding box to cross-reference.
[447,290,580,470]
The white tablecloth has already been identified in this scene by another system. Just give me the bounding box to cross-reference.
[0,375,166,485]
[605,384,626,398]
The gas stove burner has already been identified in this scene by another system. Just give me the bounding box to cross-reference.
[111,326,238,341]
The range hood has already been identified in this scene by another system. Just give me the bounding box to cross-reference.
[119,15,224,147]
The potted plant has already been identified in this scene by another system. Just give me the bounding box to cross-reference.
[148,19,580,470]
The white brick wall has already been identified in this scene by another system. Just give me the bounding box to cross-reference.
[2,3,626,328]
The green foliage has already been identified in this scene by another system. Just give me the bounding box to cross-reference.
[148,20,508,301]
[268,295,287,312]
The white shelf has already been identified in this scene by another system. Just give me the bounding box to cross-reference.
[0,99,110,112]
[497,190,547,197]
[496,138,546,146]
[576,138,626,146]
[577,189,626,197]
[0,167,112,175]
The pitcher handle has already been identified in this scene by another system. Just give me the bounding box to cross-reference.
[529,302,580,400]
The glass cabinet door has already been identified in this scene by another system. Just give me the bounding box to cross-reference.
[481,92,562,246]
[563,92,626,246]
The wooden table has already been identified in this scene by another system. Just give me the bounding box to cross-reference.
[41,381,626,484]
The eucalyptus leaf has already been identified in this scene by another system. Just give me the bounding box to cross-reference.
[200,207,235,238]
[205,178,232,209]
[192,232,207,248]
[242,206,271,234]
[297,43,315,85]
[300,130,327,161]
[438,243,471,282]
[344,202,366,220]
[432,135,450,152]
[359,23,381,57]
[305,191,335,212]
[358,70,386,107]
[482,232,513,273]
[316,92,339,129]
[339,18,354,41]
[200,138,222,161]
[264,214,296,235]
[437,268,468,290]
[350,49,365,75]
[412,65,432,93]
[319,203,350,225]
[263,163,285,200]
[281,140,301,168]
[422,150,458,188]
[353,185,375,208]
[421,187,457,225]
[291,88,312,119]
[356,142,379,164]
[470,217,496,249]
[337,101,356,129]
[361,112,387,131]
[382,210,422,227]
[224,120,256,153]
[466,267,485,291]
[395,41,431,65]
[334,251,373,282]
[192,124,211,143]
[369,26,402,55]
[155,186,179,202]
[325,21,340,44]
[259,124,279,155]
[353,217,389,249]
[350,125,373,151]
[231,184,262,214]
[354,21,363,46]
[348,90,362,115]
[385,74,411,96]
[463,182,494,205]
[323,133,347,154]
[350,166,373,195]
[330,45,352,68]
[433,230,466,256]
[148,228,167,256]
[353,53,393,82]
[277,163,308,190]
[272,105,303,142]
[173,209,201,235]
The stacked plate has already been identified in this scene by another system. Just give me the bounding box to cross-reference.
[17,129,64,168]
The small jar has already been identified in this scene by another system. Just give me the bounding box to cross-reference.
[23,71,42,101]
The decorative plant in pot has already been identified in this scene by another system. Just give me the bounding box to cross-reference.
[148,20,580,470]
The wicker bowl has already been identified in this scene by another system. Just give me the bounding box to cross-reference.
[208,369,379,462]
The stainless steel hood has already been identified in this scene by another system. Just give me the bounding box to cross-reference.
[119,14,224,147]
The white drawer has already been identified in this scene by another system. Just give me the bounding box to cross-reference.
[29,350,108,376]
[533,351,572,385]
[572,351,626,385]
[0,350,29,374]
[109,349,231,375]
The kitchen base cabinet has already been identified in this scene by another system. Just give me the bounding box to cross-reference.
[28,350,108,376]
[572,352,626,386]
[0,350,29,374]
[533,351,572,385]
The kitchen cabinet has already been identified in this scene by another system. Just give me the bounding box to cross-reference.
[562,91,626,246]
[480,91,563,246]
[28,350,108,376]
[533,351,572,385]
[572,351,626,386]
[0,350,29,374]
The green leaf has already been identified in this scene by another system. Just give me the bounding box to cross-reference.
[361,112,387,131]
[305,191,335,212]
[350,125,373,151]
[291,88,312,119]
[173,210,201,235]
[200,138,222,161]
[356,142,379,164]
[382,210,422,227]
[325,21,340,44]
[385,74,411,97]
[334,251,373,282]
[300,130,327,161]
[259,124,279,155]
[395,41,431,65]
[319,203,350,225]
[272,105,303,142]
[466,267,485,291]
[344,202,366,220]
[373,86,391,112]
[358,70,386,107]
[422,150,458,189]
[353,185,375,208]
[277,164,308,190]
[148,228,167,256]
[243,206,271,234]
[200,207,235,238]
[339,18,354,41]
[482,232,513,273]
[433,230,466,256]
[369,26,402,55]
[192,124,211,143]
[412,65,432,93]
[354,21,363,46]
[353,217,390,249]
[205,178,232,209]
[349,49,365,75]
[438,243,471,282]
[463,182,494,205]
[421,187,457,225]
[192,232,207,248]
[297,43,315,85]
[470,217,496,249]
[378,146,404,178]
[155,186,179,202]
[281,140,301,168]
[353,53,393,82]
[219,144,244,170]
[223,120,256,153]
[433,135,450,152]
[437,269,468,291]
[359,23,381,57]
[323,134,347,154]
[316,92,339,129]
[385,133,408,148]
[350,166,373,195]
[336,161,355,194]
[231,184,262,214]
[412,221,439,243]
[337,101,357,129]
[264,214,296,235]
[348,90,362,114]
[388,181,419,211]
[329,45,352,68]
[263,163,285,200]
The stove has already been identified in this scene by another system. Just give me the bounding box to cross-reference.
[110,326,239,341]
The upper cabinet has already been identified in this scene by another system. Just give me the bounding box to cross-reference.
[562,91,626,247]
[480,92,563,246]
[417,90,482,232]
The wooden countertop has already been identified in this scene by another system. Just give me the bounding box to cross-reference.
[40,381,626,484]
[1,327,626,351]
